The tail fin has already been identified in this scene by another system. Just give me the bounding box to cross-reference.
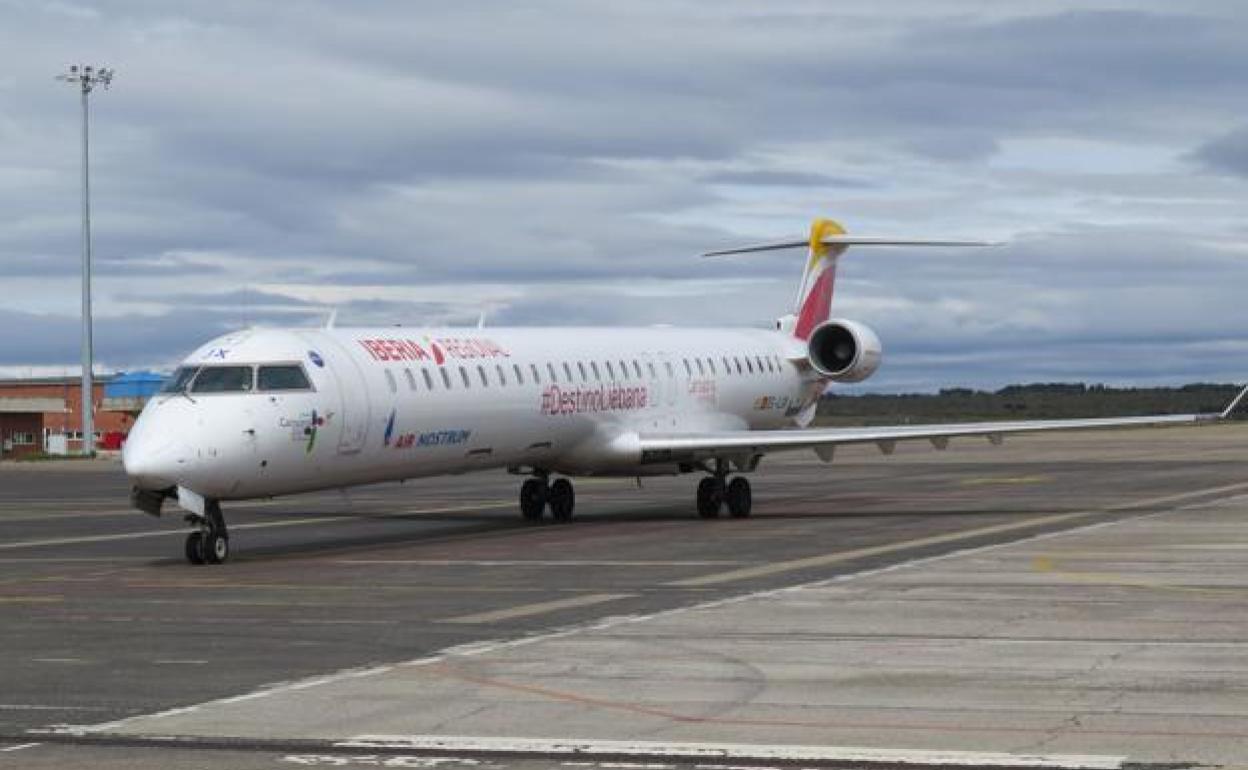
[702,218,994,340]
[793,218,846,339]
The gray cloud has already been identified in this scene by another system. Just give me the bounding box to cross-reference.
[1192,126,1248,177]
[1,1,1246,389]
[701,170,875,189]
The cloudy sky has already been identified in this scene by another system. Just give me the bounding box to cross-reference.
[1,0,1246,391]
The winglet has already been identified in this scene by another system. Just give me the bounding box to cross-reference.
[1220,384,1248,419]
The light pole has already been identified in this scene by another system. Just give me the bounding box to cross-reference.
[56,64,113,456]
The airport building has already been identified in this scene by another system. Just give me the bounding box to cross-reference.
[0,372,165,458]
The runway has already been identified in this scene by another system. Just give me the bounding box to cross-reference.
[2,424,1247,768]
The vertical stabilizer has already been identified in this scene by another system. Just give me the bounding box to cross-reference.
[701,220,992,341]
[793,218,847,339]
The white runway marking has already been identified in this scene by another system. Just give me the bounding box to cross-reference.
[0,516,349,550]
[337,736,1126,769]
[0,743,41,752]
[441,593,635,624]
[671,480,1248,587]
[0,704,102,711]
[0,500,521,552]
[283,756,495,768]
[337,560,747,567]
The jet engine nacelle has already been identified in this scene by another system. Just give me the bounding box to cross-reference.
[807,319,882,383]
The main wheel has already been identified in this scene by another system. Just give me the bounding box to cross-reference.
[520,478,547,521]
[726,476,752,518]
[184,532,205,565]
[549,478,575,522]
[696,477,723,519]
[203,530,230,564]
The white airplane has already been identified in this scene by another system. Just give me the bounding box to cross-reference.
[123,218,1246,565]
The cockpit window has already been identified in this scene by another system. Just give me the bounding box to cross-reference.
[161,366,200,393]
[258,365,312,391]
[191,366,254,394]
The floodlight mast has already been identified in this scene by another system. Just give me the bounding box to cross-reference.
[56,65,113,456]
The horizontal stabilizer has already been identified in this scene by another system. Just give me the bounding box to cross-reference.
[703,236,996,257]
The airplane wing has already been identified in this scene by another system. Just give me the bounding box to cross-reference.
[637,387,1248,465]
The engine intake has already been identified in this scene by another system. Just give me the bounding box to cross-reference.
[807,319,882,383]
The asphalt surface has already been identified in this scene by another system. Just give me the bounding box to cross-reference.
[2,423,1246,768]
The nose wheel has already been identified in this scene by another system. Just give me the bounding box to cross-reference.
[184,500,230,565]
[517,475,575,523]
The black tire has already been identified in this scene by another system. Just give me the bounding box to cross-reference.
[549,478,575,522]
[184,532,205,565]
[726,476,752,518]
[520,478,547,521]
[203,531,229,565]
[696,477,723,519]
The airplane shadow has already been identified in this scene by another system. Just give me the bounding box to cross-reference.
[146,496,1075,566]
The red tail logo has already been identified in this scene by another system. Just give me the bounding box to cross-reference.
[793,219,846,339]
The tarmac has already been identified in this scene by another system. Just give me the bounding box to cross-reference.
[2,424,1247,768]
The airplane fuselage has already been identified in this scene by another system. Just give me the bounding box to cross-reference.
[124,326,822,501]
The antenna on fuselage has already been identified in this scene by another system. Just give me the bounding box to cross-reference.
[324,309,338,329]
[477,310,487,329]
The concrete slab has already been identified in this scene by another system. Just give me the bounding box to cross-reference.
[78,491,1248,766]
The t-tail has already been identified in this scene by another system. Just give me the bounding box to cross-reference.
[703,217,994,340]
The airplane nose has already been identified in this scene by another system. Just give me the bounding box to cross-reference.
[123,414,188,490]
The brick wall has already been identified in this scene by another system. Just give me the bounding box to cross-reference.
[0,413,44,458]
[0,380,136,455]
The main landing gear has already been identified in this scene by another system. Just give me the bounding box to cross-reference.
[184,499,230,565]
[519,474,575,523]
[696,461,752,519]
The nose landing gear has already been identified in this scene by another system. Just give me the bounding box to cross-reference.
[517,474,576,523]
[184,500,229,565]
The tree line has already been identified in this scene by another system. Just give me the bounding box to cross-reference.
[816,383,1242,426]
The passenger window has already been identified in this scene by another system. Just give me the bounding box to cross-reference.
[531,364,541,384]
[422,369,434,390]
[460,366,471,388]
[708,359,717,375]
[191,366,253,393]
[722,356,731,373]
[633,361,642,379]
[647,362,657,378]
[755,355,764,373]
[577,362,587,381]
[734,357,743,374]
[682,359,691,376]
[496,364,507,386]
[664,361,674,377]
[696,359,705,376]
[514,364,524,385]
[605,361,615,380]
[591,362,601,380]
[162,366,200,393]
[404,368,417,391]
[547,362,558,383]
[440,369,452,389]
[619,360,628,379]
[478,365,489,387]
[385,370,398,393]
[745,357,754,374]
[563,362,573,381]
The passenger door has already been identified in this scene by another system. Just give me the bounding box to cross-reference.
[298,332,371,454]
